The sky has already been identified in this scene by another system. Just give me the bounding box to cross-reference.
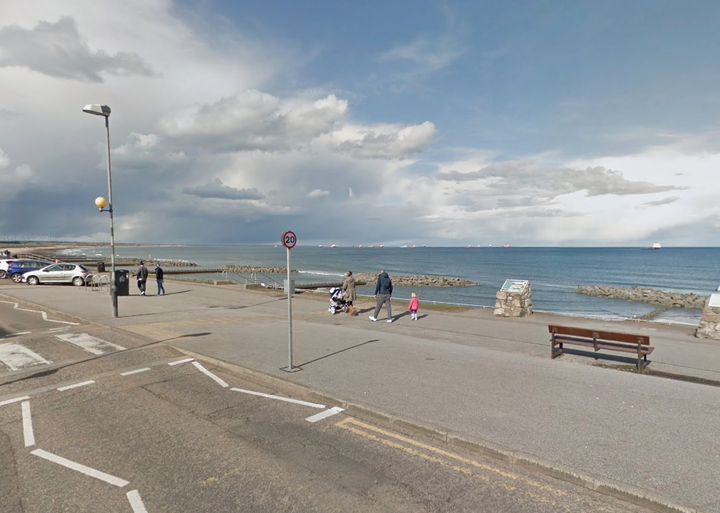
[1,0,719,247]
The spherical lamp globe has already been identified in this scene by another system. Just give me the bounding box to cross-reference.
[95,197,107,209]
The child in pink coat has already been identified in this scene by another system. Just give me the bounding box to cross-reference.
[409,292,419,321]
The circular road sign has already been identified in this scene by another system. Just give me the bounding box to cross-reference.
[282,230,297,249]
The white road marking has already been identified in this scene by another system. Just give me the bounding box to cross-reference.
[31,449,129,487]
[4,331,32,338]
[57,380,95,392]
[22,401,35,446]
[0,300,78,325]
[0,343,51,371]
[306,406,345,423]
[120,368,151,376]
[0,395,30,407]
[55,333,125,355]
[127,490,148,512]
[192,361,229,388]
[168,357,194,366]
[230,388,325,409]
[48,327,68,332]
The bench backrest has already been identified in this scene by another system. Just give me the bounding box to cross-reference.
[548,324,650,346]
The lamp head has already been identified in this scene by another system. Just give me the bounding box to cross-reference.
[83,104,111,117]
[95,197,107,211]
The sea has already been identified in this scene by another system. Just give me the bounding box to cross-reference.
[60,246,720,326]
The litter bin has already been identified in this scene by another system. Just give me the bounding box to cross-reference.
[114,269,130,296]
[97,261,106,273]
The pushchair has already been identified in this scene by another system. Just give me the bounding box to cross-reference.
[328,287,349,314]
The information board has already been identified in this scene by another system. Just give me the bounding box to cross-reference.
[501,279,529,293]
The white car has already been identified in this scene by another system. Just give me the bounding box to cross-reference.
[0,258,18,278]
[23,263,93,286]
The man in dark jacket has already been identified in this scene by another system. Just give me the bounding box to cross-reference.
[136,261,148,296]
[155,264,165,295]
[370,270,393,322]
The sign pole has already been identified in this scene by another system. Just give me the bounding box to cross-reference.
[281,230,297,372]
[287,245,293,370]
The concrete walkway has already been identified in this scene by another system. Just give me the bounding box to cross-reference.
[1,281,718,512]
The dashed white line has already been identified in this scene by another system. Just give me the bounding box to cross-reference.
[168,357,194,366]
[306,406,345,423]
[0,395,30,407]
[230,388,325,409]
[192,361,229,388]
[120,368,151,376]
[31,449,129,487]
[21,401,35,446]
[57,380,95,392]
[55,333,125,355]
[4,331,32,337]
[127,490,149,512]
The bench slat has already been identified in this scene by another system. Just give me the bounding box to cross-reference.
[553,337,654,354]
[548,325,650,345]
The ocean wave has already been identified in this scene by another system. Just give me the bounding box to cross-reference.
[298,270,345,277]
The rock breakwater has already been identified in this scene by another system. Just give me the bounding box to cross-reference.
[577,285,706,309]
[353,273,476,287]
[222,265,296,274]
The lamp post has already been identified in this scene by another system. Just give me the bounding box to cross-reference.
[83,104,118,318]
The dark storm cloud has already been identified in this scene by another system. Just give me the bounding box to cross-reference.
[0,17,157,82]
[183,178,265,201]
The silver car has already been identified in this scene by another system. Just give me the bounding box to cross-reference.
[23,263,93,286]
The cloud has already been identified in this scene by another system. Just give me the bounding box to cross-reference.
[380,36,463,74]
[183,178,265,201]
[437,163,683,198]
[322,121,437,158]
[307,189,329,198]
[641,197,679,207]
[160,91,348,152]
[0,17,157,82]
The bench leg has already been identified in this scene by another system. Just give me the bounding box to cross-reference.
[551,342,563,359]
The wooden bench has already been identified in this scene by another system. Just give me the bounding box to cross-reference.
[549,325,654,369]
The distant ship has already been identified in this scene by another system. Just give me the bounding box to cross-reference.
[400,245,408,248]
[357,245,362,248]
[502,244,511,248]
[652,242,662,250]
[329,244,337,248]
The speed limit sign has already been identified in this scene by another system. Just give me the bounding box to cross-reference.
[282,230,297,249]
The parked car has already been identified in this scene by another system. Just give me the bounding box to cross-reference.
[23,263,93,286]
[0,259,17,278]
[6,260,52,282]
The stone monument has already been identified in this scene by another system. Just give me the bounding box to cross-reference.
[696,293,720,340]
[494,279,533,317]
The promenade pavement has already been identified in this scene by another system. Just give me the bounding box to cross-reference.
[1,280,719,512]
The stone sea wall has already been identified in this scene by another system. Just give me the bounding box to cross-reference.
[576,285,706,309]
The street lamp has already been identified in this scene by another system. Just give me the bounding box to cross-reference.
[83,104,118,318]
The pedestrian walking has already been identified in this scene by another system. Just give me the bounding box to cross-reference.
[369,270,393,323]
[155,263,165,295]
[342,271,356,315]
[136,261,148,296]
[409,292,419,320]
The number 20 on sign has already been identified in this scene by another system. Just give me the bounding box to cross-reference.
[282,231,297,249]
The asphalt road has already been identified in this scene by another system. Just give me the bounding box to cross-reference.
[0,297,652,512]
